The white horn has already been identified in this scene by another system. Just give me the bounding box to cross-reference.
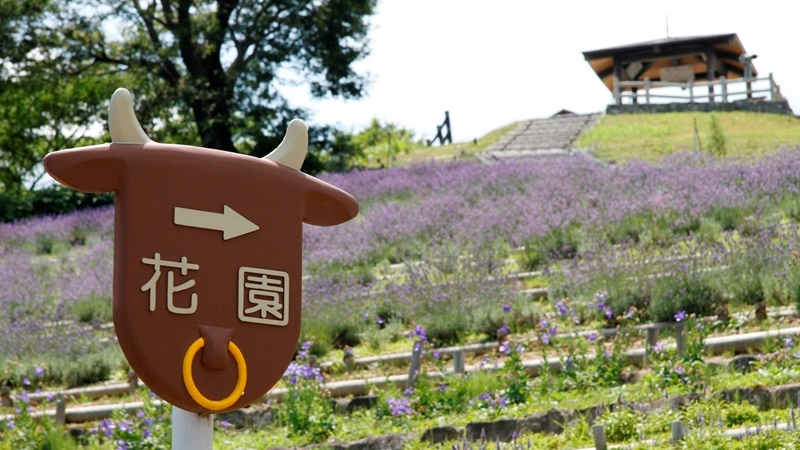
[109,88,151,144]
[264,119,308,170]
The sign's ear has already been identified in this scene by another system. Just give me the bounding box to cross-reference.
[303,178,359,226]
[43,88,150,194]
[43,145,124,193]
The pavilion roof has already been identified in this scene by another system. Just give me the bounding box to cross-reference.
[582,33,755,92]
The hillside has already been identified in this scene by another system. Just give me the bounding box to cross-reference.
[384,111,800,166]
[576,111,800,162]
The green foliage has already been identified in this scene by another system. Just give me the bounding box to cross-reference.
[1,0,377,194]
[1,347,123,389]
[0,392,76,450]
[708,205,745,232]
[69,295,112,324]
[424,313,468,347]
[497,341,529,405]
[595,407,639,443]
[723,401,761,427]
[645,314,710,393]
[83,389,172,449]
[62,350,115,388]
[520,223,581,270]
[356,118,422,168]
[649,272,719,322]
[301,126,368,175]
[707,114,728,158]
[278,343,336,443]
[0,186,113,223]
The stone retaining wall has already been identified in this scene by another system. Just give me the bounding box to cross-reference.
[607,100,793,115]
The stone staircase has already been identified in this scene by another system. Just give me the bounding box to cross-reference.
[482,110,601,161]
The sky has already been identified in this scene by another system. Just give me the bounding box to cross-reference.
[282,0,800,142]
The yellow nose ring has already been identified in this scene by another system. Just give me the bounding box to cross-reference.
[182,337,247,410]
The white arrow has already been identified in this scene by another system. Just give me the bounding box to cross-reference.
[174,205,259,240]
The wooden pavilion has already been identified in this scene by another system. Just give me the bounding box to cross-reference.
[582,33,789,113]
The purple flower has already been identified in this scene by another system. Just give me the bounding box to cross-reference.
[603,307,613,319]
[499,341,511,355]
[555,300,569,315]
[541,334,550,345]
[34,367,44,377]
[495,396,508,409]
[548,326,558,336]
[539,318,550,329]
[587,332,598,342]
[675,311,687,322]
[100,418,115,438]
[502,303,511,313]
[411,324,428,342]
[118,420,132,433]
[786,337,794,349]
[515,344,524,354]
[438,384,447,392]
[6,420,14,429]
[218,420,232,429]
[22,377,30,386]
[387,397,413,416]
[652,341,666,353]
[674,367,685,375]
[499,323,510,335]
[19,390,29,403]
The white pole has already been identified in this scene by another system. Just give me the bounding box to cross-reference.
[172,406,213,450]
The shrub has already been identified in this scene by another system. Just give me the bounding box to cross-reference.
[723,401,761,427]
[649,272,719,322]
[707,113,727,158]
[0,185,113,223]
[0,390,76,450]
[708,205,744,232]
[520,223,582,270]
[328,321,361,349]
[279,342,335,442]
[596,407,639,443]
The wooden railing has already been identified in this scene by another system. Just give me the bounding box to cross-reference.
[613,74,782,106]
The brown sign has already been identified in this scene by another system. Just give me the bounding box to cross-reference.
[43,89,358,414]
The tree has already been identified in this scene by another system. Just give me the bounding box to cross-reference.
[0,0,376,191]
[353,118,420,167]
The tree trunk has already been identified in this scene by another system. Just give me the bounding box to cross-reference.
[191,95,237,152]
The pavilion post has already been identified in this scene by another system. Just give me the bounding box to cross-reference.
[644,78,651,104]
[720,76,727,103]
[769,73,776,100]
[706,49,716,103]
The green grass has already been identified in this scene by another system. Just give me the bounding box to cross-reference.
[367,111,800,170]
[578,111,800,163]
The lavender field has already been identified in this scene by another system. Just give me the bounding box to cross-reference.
[4,148,800,385]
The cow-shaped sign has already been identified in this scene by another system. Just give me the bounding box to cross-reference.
[43,88,359,414]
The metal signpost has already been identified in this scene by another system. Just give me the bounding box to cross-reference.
[43,88,359,448]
